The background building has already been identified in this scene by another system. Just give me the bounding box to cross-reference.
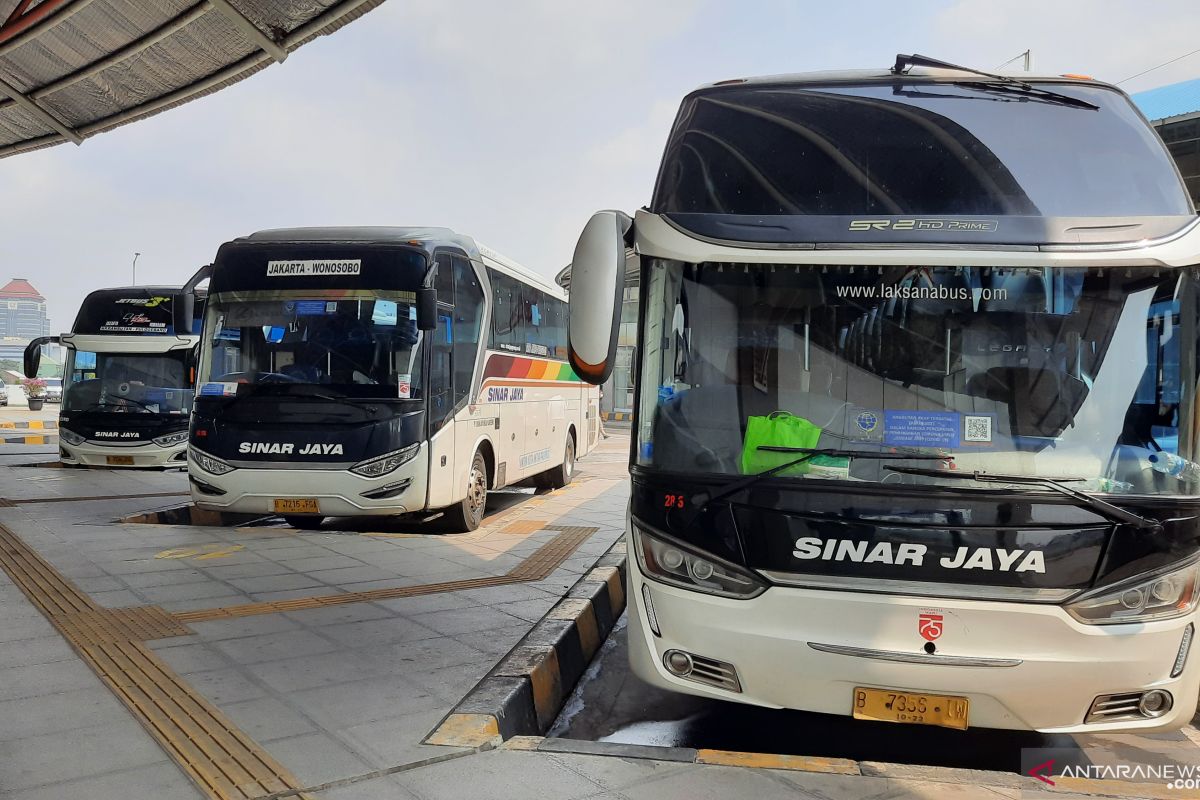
[0,278,56,372]
[1134,77,1200,206]
[0,279,50,340]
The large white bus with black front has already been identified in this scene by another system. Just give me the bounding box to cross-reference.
[567,55,1200,733]
[183,227,598,531]
[24,286,202,468]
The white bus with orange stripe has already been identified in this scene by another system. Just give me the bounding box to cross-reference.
[184,227,599,530]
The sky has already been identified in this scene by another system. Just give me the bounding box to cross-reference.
[3,0,1200,329]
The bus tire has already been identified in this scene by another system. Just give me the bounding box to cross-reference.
[284,515,324,530]
[537,430,576,490]
[444,451,488,532]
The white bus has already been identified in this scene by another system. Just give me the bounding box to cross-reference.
[567,55,1200,733]
[25,286,202,468]
[183,227,599,530]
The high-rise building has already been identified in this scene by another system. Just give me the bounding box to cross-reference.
[0,278,50,340]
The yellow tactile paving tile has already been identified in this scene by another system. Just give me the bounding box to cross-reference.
[174,525,596,624]
[0,521,315,800]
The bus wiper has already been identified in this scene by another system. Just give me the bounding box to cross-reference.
[883,466,1160,530]
[84,399,156,413]
[891,53,1099,110]
[687,448,951,523]
[949,81,1099,110]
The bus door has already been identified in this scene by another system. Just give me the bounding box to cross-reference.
[425,264,457,508]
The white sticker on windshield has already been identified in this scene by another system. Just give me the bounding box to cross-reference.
[398,374,411,399]
[963,414,993,444]
[266,260,361,277]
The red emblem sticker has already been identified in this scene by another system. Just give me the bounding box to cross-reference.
[918,612,944,641]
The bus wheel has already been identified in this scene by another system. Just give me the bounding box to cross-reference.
[537,432,576,490]
[445,451,488,532]
[284,515,324,530]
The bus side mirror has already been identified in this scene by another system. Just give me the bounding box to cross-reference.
[23,336,55,378]
[173,293,195,336]
[416,288,437,331]
[568,210,632,385]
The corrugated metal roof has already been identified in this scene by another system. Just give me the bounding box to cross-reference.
[0,0,385,160]
[1132,77,1200,123]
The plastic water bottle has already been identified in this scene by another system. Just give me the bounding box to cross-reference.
[1148,452,1200,483]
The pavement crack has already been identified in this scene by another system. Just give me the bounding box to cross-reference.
[255,743,497,799]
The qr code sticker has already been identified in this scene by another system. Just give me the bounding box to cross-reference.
[964,415,992,443]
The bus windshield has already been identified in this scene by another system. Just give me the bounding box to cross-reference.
[652,82,1191,218]
[638,261,1199,496]
[198,289,423,399]
[64,350,192,414]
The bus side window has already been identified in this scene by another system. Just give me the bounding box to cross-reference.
[452,256,484,405]
[428,310,454,432]
[435,253,454,305]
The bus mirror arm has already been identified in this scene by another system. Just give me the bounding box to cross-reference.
[23,336,57,378]
[416,288,437,331]
[175,264,212,336]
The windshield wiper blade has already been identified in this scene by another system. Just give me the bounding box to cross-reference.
[687,448,951,524]
[757,446,949,460]
[883,466,1160,530]
[949,81,1099,110]
[891,52,1099,110]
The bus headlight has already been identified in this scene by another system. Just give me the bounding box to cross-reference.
[633,523,766,599]
[1066,560,1200,624]
[153,431,189,448]
[350,444,420,478]
[189,447,235,476]
[59,428,85,446]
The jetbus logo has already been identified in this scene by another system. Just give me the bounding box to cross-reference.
[918,612,944,641]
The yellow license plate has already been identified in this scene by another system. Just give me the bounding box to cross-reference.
[106,456,135,466]
[273,498,320,514]
[852,687,969,730]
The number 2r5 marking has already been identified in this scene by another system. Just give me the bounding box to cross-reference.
[663,494,685,509]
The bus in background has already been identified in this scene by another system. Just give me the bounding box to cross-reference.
[567,56,1200,733]
[25,286,203,468]
[182,227,598,531]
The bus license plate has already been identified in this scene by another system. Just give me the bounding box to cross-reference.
[274,498,320,514]
[852,687,969,730]
[106,456,135,466]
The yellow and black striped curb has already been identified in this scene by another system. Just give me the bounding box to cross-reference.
[496,738,1194,800]
[602,412,632,421]
[426,542,627,746]
[0,419,58,429]
[0,433,57,444]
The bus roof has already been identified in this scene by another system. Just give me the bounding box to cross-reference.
[235,226,564,299]
[692,68,1121,94]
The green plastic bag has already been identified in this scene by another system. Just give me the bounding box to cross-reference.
[741,411,822,476]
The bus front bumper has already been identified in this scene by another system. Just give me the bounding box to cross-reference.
[188,456,429,517]
[62,440,188,469]
[627,530,1200,734]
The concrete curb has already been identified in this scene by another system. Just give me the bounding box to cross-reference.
[0,433,57,444]
[0,420,58,429]
[427,541,627,746]
[503,736,1195,799]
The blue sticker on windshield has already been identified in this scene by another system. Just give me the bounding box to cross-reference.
[295,300,330,316]
[855,411,879,433]
[884,411,960,448]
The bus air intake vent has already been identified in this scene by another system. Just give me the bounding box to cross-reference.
[1085,692,1146,723]
[664,649,742,693]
